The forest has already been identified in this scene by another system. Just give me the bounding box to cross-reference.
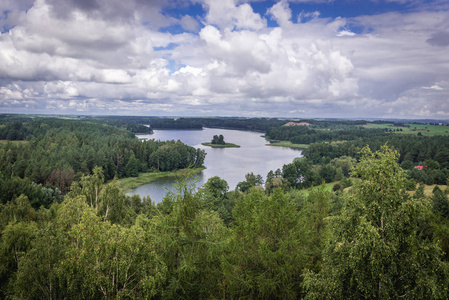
[1,115,449,299]
[0,118,205,207]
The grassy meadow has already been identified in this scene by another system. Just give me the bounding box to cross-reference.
[363,123,449,136]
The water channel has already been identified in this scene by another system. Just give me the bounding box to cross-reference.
[128,128,302,203]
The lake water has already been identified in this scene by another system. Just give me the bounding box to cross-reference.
[128,128,302,202]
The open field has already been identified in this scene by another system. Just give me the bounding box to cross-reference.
[301,181,447,198]
[363,123,449,136]
[413,184,448,197]
[300,182,336,197]
[111,167,205,192]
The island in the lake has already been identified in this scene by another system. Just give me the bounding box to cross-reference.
[201,142,240,148]
[202,134,240,148]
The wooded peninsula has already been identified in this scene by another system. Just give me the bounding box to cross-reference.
[1,114,449,299]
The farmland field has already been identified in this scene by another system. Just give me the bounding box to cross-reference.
[363,123,449,136]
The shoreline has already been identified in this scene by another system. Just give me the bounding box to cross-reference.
[111,167,205,192]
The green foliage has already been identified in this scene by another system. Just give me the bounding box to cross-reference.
[0,194,35,233]
[12,223,66,299]
[222,188,305,298]
[432,186,449,218]
[331,156,357,176]
[334,167,344,181]
[300,186,332,272]
[0,119,205,185]
[319,164,336,183]
[69,167,147,225]
[266,124,386,145]
[0,175,61,209]
[148,140,205,172]
[0,217,38,297]
[60,209,165,299]
[136,116,285,131]
[8,195,166,299]
[236,172,264,193]
[281,158,318,189]
[147,175,228,298]
[332,183,341,192]
[200,176,235,225]
[303,145,449,299]
[3,116,449,299]
[125,151,139,177]
[303,134,449,185]
[0,121,29,140]
[98,182,133,225]
[211,134,225,145]
[265,169,289,194]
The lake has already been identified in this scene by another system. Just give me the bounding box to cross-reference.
[128,128,302,202]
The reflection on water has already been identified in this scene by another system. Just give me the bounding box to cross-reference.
[128,128,302,203]
[130,172,203,201]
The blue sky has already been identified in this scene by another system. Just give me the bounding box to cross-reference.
[0,0,449,118]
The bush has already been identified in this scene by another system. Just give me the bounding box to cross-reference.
[404,178,416,191]
[332,183,341,192]
[340,176,352,189]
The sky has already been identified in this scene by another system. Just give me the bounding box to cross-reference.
[0,0,448,119]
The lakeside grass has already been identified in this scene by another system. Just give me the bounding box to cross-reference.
[201,142,240,148]
[111,167,205,192]
[266,141,309,149]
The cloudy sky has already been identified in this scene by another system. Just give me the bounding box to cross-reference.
[0,0,448,118]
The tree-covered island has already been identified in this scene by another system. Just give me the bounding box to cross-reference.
[202,134,240,148]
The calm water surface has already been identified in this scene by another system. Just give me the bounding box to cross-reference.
[128,128,302,202]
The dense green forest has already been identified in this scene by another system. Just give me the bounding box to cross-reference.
[1,145,449,298]
[1,115,449,298]
[0,118,205,207]
[302,134,449,186]
[265,124,388,144]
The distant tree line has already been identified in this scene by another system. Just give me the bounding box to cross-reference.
[0,119,152,141]
[87,116,288,131]
[265,125,387,144]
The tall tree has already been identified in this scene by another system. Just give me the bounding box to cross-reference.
[236,172,264,193]
[303,145,449,299]
[201,176,235,225]
[125,151,139,177]
[222,188,305,298]
[148,175,227,298]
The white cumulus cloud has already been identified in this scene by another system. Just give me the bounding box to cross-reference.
[0,0,448,118]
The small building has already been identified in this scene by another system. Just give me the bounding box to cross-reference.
[414,165,424,170]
